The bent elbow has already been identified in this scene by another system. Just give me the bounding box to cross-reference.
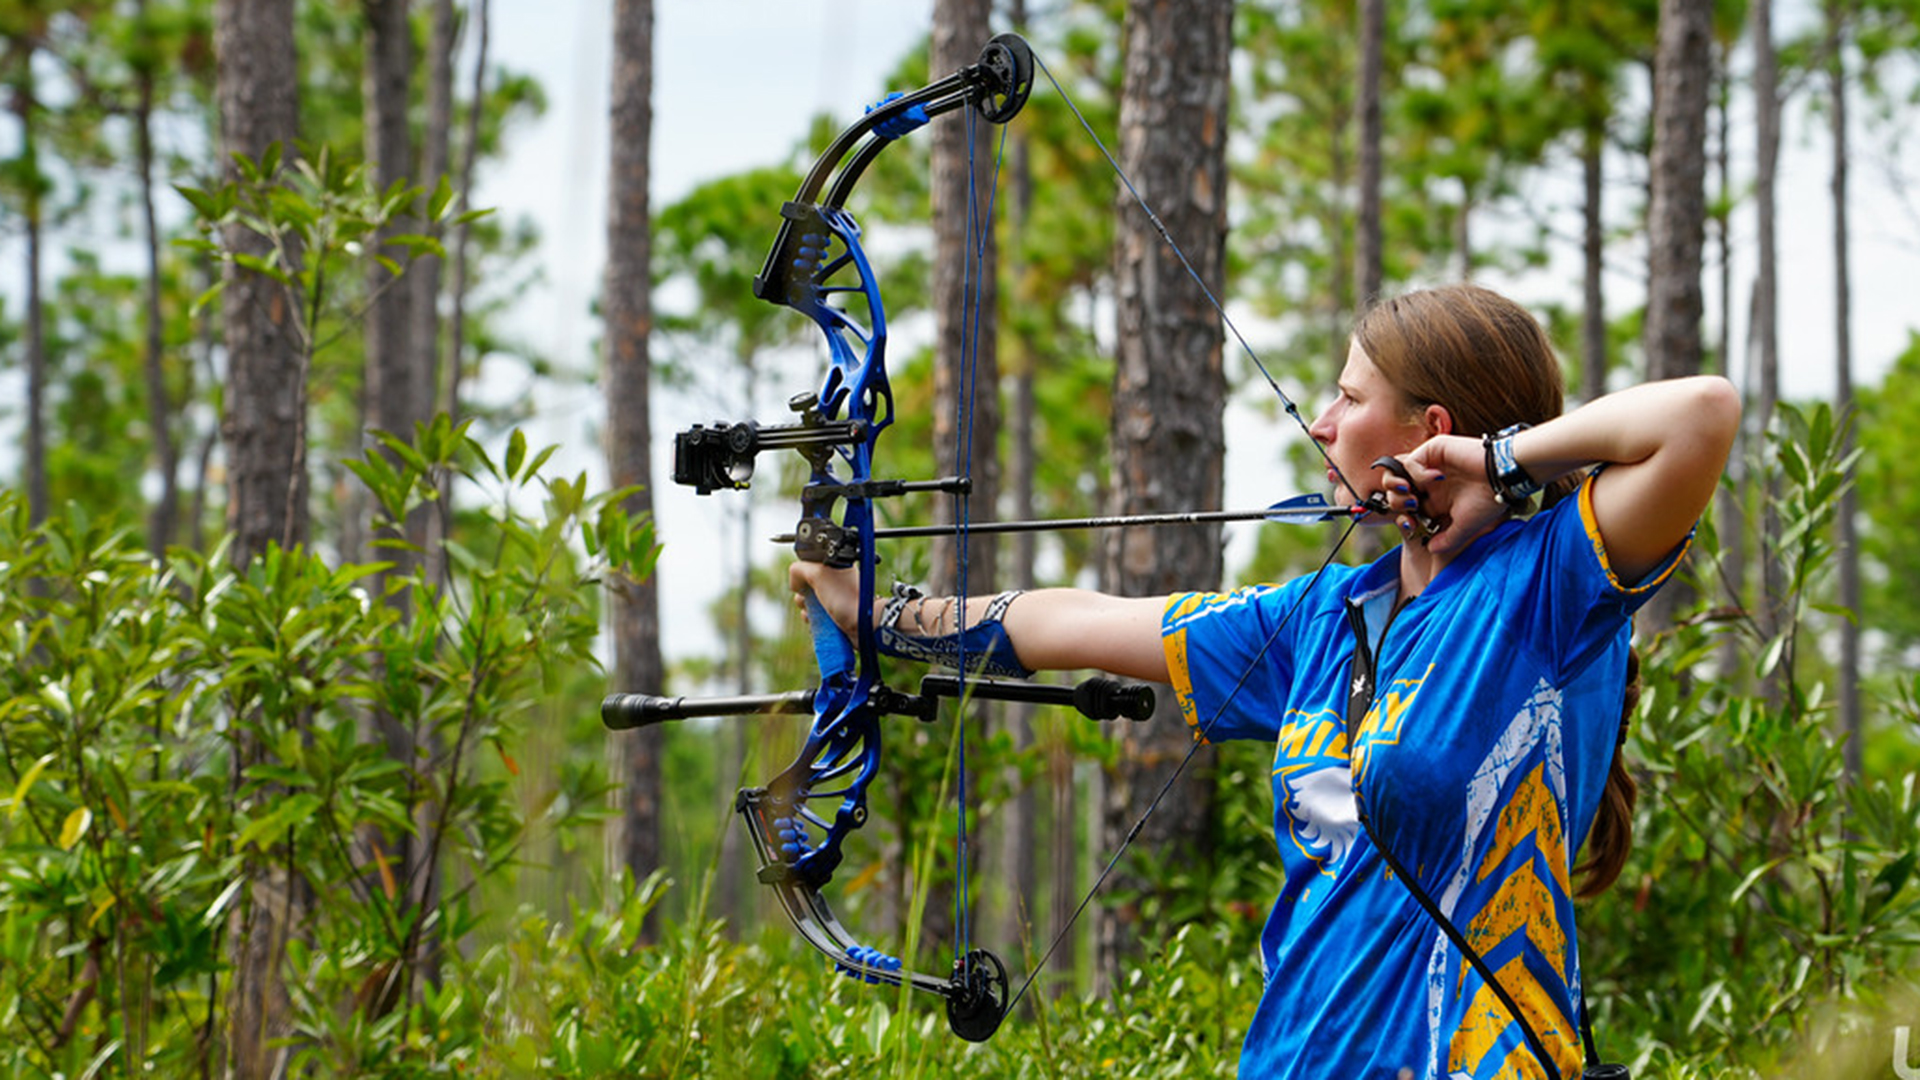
[1684,375,1742,465]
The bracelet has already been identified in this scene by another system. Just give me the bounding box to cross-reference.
[1482,423,1542,507]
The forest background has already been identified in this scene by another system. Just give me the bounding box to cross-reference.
[3,0,1920,1077]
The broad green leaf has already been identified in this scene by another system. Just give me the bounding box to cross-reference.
[60,806,93,851]
[506,428,528,480]
[9,753,55,820]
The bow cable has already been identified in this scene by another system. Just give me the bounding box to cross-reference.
[1003,51,1380,1013]
[1030,53,1368,509]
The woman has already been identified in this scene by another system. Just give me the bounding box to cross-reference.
[794,284,1739,1078]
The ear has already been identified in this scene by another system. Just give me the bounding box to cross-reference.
[1421,402,1454,437]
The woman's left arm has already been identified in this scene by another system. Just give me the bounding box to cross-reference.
[1400,376,1741,583]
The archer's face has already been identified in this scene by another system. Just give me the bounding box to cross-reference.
[1308,342,1430,507]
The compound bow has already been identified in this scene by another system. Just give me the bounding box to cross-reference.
[601,30,1393,1045]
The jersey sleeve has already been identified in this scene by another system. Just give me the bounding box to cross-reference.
[1523,472,1692,676]
[1160,583,1302,744]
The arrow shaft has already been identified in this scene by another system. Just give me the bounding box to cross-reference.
[772,505,1344,545]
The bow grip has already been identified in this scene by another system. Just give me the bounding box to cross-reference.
[803,588,858,685]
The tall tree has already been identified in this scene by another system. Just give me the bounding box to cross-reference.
[1826,0,1860,773]
[604,0,665,903]
[213,1,301,1072]
[217,2,306,570]
[361,0,427,565]
[995,0,1042,976]
[133,0,181,551]
[1355,0,1384,307]
[923,0,1002,965]
[442,0,489,421]
[3,17,51,528]
[1098,0,1233,990]
[1713,33,1748,679]
[1753,0,1784,693]
[1640,0,1712,633]
[1644,0,1712,384]
[929,0,1002,595]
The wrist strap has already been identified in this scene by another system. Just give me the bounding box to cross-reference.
[1484,422,1543,507]
[876,587,1031,678]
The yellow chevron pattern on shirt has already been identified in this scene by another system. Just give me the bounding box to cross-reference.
[1475,762,1572,897]
[1446,953,1580,1080]
[1447,761,1579,1079]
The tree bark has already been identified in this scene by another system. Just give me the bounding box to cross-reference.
[1713,43,1746,682]
[214,2,301,1074]
[604,0,666,915]
[1355,0,1384,311]
[18,60,48,530]
[416,0,456,589]
[997,0,1039,971]
[924,0,1001,965]
[1639,0,1712,633]
[361,0,427,566]
[1753,0,1784,699]
[1098,0,1233,994]
[136,0,180,553]
[1643,0,1711,383]
[1580,124,1606,405]
[1827,0,1859,776]
[217,0,305,569]
[444,0,489,421]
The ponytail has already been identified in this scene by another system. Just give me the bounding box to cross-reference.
[1573,646,1639,899]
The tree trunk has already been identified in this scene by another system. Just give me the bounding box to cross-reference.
[1639,0,1711,633]
[1355,0,1384,311]
[361,0,427,566]
[214,2,301,1074]
[1754,0,1784,699]
[1580,124,1606,405]
[925,0,1001,966]
[444,0,489,421]
[604,0,666,917]
[416,0,456,587]
[18,60,48,530]
[136,0,180,553]
[1099,0,1233,994]
[1643,0,1711,383]
[1827,0,1859,777]
[1713,43,1746,682]
[997,0,1040,969]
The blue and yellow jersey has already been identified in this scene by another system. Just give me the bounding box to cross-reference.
[1162,477,1684,1079]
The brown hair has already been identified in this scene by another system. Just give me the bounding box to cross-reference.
[1355,283,1634,896]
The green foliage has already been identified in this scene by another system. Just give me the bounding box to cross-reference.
[1858,333,1920,653]
[0,421,654,1076]
[1577,405,1920,1075]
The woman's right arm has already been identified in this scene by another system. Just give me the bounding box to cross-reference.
[789,562,1172,683]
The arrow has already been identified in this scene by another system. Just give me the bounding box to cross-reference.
[769,493,1363,545]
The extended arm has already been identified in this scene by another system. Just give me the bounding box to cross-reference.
[790,564,1172,683]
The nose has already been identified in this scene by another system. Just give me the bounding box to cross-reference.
[1308,399,1339,443]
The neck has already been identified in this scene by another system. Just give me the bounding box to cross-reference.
[1396,535,1450,599]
